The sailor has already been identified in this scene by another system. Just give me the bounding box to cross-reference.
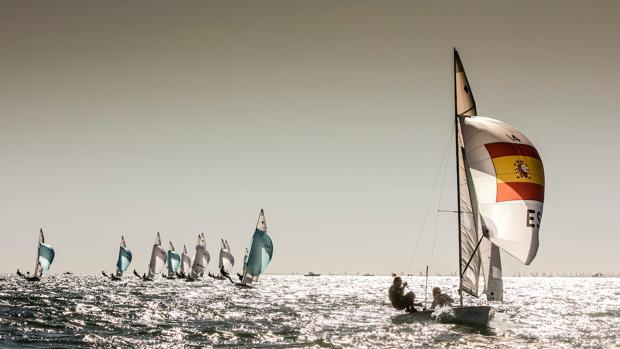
[388,276,420,312]
[220,266,234,284]
[430,287,454,309]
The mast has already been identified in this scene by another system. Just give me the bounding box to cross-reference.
[453,48,464,306]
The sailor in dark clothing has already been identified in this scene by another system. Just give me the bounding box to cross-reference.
[388,276,420,312]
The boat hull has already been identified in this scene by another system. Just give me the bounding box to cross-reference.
[392,306,494,327]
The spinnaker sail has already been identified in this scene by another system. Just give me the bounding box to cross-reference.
[167,241,181,277]
[35,229,55,278]
[115,236,132,277]
[241,209,273,285]
[147,232,167,279]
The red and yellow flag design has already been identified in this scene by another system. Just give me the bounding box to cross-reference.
[485,142,545,203]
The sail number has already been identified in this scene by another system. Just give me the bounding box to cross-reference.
[526,209,542,228]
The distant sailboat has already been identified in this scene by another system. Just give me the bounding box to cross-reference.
[404,49,545,326]
[102,236,132,281]
[237,209,273,287]
[209,239,235,282]
[134,232,166,281]
[186,233,210,281]
[176,245,192,278]
[17,229,55,282]
[166,242,181,279]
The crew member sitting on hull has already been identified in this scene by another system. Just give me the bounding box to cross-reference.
[388,276,421,313]
[430,286,454,309]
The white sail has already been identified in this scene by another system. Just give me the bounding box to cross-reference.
[457,123,482,297]
[460,116,544,265]
[479,238,503,301]
[180,245,192,275]
[190,233,210,278]
[218,238,235,274]
[147,232,167,278]
[34,229,55,278]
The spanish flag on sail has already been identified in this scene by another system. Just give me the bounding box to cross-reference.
[485,142,545,203]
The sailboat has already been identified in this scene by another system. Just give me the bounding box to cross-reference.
[17,228,55,282]
[403,50,545,326]
[102,236,132,281]
[209,239,235,281]
[133,232,166,281]
[186,233,210,281]
[176,245,192,278]
[236,209,274,287]
[166,242,181,279]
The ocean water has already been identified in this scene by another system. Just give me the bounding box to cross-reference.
[0,274,618,348]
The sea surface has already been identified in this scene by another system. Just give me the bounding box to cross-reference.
[0,275,618,348]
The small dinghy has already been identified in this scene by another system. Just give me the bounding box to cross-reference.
[209,239,235,282]
[186,233,209,282]
[176,245,192,278]
[17,229,55,282]
[304,272,320,277]
[235,209,273,288]
[134,232,166,281]
[102,236,132,281]
[165,242,181,279]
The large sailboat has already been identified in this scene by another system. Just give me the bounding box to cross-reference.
[186,233,210,281]
[17,229,55,282]
[134,232,166,281]
[102,236,132,281]
[237,209,273,287]
[404,50,545,326]
[166,242,181,279]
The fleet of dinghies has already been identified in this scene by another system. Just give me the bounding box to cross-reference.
[14,210,274,285]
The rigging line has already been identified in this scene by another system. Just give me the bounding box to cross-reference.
[407,122,455,274]
[429,129,453,272]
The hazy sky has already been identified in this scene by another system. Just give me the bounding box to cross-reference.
[1,1,618,275]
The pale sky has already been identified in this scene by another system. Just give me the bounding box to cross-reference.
[1,1,618,275]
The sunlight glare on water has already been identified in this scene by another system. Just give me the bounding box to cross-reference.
[0,275,618,348]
